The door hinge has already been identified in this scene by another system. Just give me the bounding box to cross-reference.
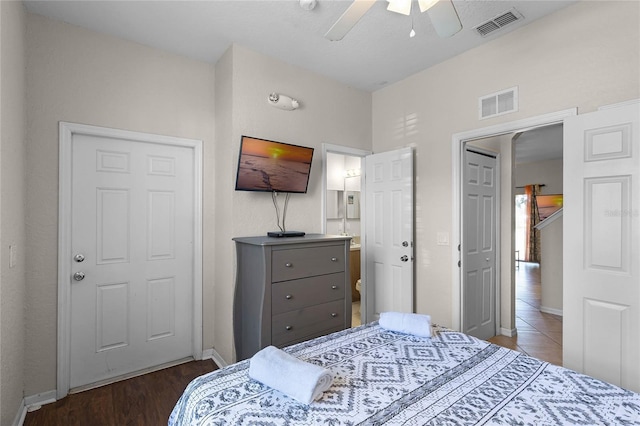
[457,260,461,267]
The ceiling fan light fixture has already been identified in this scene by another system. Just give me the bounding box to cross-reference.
[427,0,462,37]
[418,0,439,13]
[386,0,412,16]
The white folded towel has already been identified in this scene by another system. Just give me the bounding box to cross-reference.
[379,311,432,338]
[248,346,333,404]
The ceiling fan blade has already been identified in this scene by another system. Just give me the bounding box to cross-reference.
[427,0,462,38]
[324,0,376,41]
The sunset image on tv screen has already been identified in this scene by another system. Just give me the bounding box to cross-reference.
[236,137,313,193]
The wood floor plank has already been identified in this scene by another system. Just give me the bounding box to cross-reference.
[24,360,218,426]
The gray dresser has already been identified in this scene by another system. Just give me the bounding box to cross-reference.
[233,234,352,360]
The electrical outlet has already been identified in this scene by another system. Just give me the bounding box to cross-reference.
[437,232,450,246]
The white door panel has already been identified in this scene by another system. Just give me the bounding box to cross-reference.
[463,149,497,340]
[364,148,414,320]
[563,102,640,392]
[70,133,194,389]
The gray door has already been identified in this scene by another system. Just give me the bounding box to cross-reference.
[463,148,497,340]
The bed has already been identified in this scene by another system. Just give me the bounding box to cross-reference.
[169,322,640,425]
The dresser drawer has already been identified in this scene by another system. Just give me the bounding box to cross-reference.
[272,245,345,282]
[272,300,345,346]
[272,273,345,315]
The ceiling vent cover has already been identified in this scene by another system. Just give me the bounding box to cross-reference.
[475,8,523,37]
[479,86,518,120]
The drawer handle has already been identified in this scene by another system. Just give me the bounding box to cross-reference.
[285,325,292,331]
[285,262,293,268]
[331,285,338,290]
[285,294,292,300]
[331,313,338,318]
[331,257,338,262]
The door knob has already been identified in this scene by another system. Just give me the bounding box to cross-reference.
[73,271,85,281]
[402,241,409,247]
[74,253,85,263]
[401,255,409,262]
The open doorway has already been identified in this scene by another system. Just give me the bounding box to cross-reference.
[322,144,371,328]
[451,109,575,344]
[510,125,564,364]
[460,123,564,363]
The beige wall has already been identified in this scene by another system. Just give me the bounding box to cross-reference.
[0,1,27,424]
[213,45,372,361]
[539,215,563,314]
[372,1,640,328]
[516,159,563,195]
[25,14,215,395]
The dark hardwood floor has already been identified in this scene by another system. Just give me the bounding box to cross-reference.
[24,359,218,426]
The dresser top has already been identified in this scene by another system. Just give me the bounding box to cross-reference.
[233,234,351,246]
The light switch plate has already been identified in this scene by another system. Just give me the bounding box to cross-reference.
[437,232,450,246]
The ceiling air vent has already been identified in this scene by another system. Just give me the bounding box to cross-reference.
[479,87,518,120]
[475,8,523,37]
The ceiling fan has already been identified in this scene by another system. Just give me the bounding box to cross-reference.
[325,0,462,41]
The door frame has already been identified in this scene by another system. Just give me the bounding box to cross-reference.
[451,108,576,333]
[57,122,203,398]
[321,143,371,323]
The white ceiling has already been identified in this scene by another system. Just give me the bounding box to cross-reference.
[515,123,563,164]
[23,0,577,93]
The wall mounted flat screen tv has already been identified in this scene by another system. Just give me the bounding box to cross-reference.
[235,136,314,193]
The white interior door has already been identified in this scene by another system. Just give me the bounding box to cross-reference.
[563,101,640,392]
[462,148,498,340]
[68,131,195,389]
[364,147,414,321]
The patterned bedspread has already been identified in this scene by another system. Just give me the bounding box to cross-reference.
[169,323,640,425]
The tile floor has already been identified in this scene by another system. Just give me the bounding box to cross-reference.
[352,301,361,327]
[488,261,563,366]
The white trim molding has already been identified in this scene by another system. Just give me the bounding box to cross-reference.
[57,122,203,399]
[13,390,57,426]
[535,208,563,231]
[540,306,563,317]
[203,348,230,369]
[500,328,518,338]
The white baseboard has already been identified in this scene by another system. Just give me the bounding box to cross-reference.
[202,348,229,368]
[540,306,563,316]
[12,400,26,426]
[501,327,517,337]
[14,390,57,426]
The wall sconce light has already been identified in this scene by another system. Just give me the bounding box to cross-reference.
[268,93,300,111]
